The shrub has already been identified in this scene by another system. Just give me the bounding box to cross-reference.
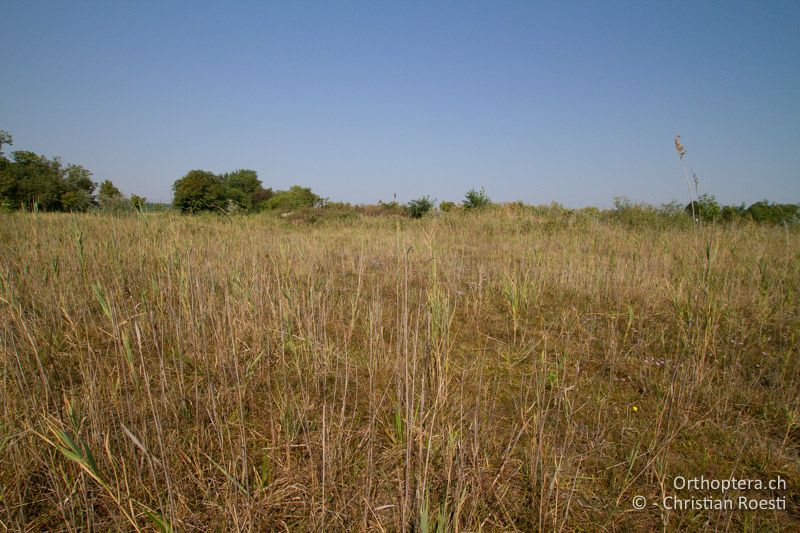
[251,188,274,210]
[439,201,457,213]
[221,169,261,209]
[610,196,690,229]
[685,194,721,222]
[406,196,434,218]
[130,194,147,212]
[463,188,491,210]
[172,170,227,214]
[262,185,323,211]
[720,204,744,222]
[746,201,800,225]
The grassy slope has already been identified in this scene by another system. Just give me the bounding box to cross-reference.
[0,209,798,531]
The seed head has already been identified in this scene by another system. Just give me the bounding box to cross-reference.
[674,134,687,159]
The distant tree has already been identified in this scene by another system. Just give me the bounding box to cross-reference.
[0,132,99,211]
[0,173,14,210]
[98,180,122,200]
[0,130,12,157]
[60,190,92,211]
[250,187,274,210]
[463,188,491,210]
[439,201,457,213]
[746,201,800,225]
[685,193,720,222]
[130,194,147,211]
[10,151,65,210]
[62,165,96,211]
[221,169,262,209]
[0,131,12,208]
[263,185,322,211]
[720,204,743,222]
[172,170,227,213]
[407,196,434,218]
[98,180,125,210]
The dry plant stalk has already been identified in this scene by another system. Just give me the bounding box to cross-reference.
[0,209,797,531]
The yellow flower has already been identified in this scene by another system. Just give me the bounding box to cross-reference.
[632,406,639,412]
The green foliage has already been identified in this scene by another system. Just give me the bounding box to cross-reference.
[439,201,457,213]
[611,197,691,229]
[8,151,65,210]
[98,180,121,200]
[721,204,746,222]
[463,188,491,210]
[0,132,155,212]
[685,193,721,222]
[1,150,96,211]
[172,170,227,214]
[407,196,434,218]
[172,168,269,213]
[0,130,12,156]
[221,169,262,209]
[746,201,800,225]
[60,190,94,212]
[261,185,322,211]
[130,194,147,212]
[250,188,274,210]
[98,180,126,211]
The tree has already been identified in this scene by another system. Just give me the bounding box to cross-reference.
[172,170,227,213]
[0,130,12,157]
[98,180,122,198]
[10,151,65,210]
[262,185,322,211]
[463,188,491,210]
[221,169,262,209]
[130,194,147,211]
[721,204,746,222]
[98,180,125,210]
[251,188,274,210]
[407,196,434,218]
[439,201,457,212]
[746,201,800,224]
[685,193,720,222]
[62,165,96,211]
[0,132,99,211]
[60,190,93,212]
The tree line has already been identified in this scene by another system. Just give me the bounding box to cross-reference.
[171,169,322,214]
[0,131,144,212]
[1,129,797,224]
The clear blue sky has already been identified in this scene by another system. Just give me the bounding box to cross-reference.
[2,1,798,206]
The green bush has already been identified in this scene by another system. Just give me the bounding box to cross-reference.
[463,188,491,210]
[262,185,323,211]
[130,194,147,212]
[685,194,721,222]
[0,149,96,211]
[721,204,746,222]
[172,170,227,214]
[250,188,274,210]
[407,196,433,218]
[221,169,261,209]
[610,197,691,229]
[746,201,800,225]
[439,201,457,212]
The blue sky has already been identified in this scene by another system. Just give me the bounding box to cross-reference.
[1,1,798,206]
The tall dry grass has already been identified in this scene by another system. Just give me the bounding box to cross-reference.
[0,209,798,531]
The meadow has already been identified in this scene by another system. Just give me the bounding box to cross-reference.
[0,207,798,531]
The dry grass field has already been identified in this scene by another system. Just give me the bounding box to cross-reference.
[1,208,798,531]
